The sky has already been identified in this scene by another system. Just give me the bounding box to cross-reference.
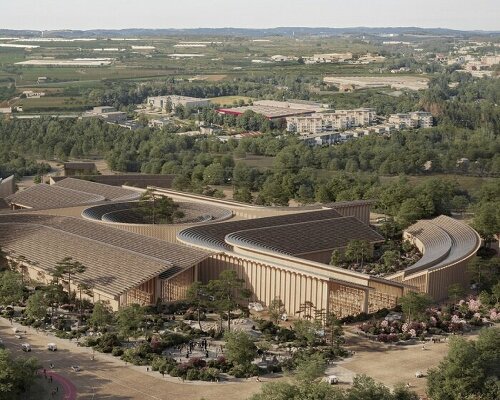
[1,0,499,31]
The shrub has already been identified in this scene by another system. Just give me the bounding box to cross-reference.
[111,347,124,357]
[257,320,278,335]
[276,327,295,342]
[188,357,206,369]
[160,332,189,348]
[84,337,99,347]
[186,368,200,380]
[199,367,220,381]
[229,363,259,378]
[96,333,121,353]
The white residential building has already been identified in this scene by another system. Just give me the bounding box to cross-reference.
[146,95,210,111]
[388,111,433,129]
[287,108,376,134]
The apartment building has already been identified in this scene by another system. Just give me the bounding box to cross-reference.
[388,111,433,129]
[287,108,376,134]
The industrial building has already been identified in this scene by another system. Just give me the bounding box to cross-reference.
[0,179,480,317]
[217,105,315,120]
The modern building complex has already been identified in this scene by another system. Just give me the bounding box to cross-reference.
[147,95,210,111]
[81,106,127,123]
[0,179,480,317]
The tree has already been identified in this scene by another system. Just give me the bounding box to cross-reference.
[398,292,432,322]
[447,283,465,303]
[186,281,208,331]
[330,250,343,267]
[0,271,24,306]
[491,282,500,305]
[297,301,316,320]
[344,240,371,266]
[52,257,86,300]
[43,282,67,317]
[89,301,113,330]
[76,282,93,320]
[427,328,500,400]
[294,352,327,383]
[203,162,225,185]
[450,195,469,215]
[138,190,184,224]
[205,270,247,332]
[233,188,253,203]
[325,313,343,349]
[115,303,144,341]
[473,202,500,246]
[25,291,48,320]
[0,349,40,399]
[224,331,257,367]
[268,297,285,324]
[0,247,8,271]
[397,198,426,227]
[293,319,321,347]
[381,250,399,271]
[347,375,393,400]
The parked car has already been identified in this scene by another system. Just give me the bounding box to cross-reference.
[21,343,31,352]
[415,371,425,378]
[71,365,81,372]
[47,343,57,351]
[326,375,339,385]
[15,334,23,339]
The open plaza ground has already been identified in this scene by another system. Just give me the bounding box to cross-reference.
[0,317,473,399]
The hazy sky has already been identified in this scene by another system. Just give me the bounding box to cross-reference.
[1,0,499,31]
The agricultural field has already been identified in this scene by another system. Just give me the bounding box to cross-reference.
[13,96,92,112]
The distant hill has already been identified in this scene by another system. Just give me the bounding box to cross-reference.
[1,27,499,38]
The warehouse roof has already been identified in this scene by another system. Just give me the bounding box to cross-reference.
[226,216,383,256]
[178,209,345,251]
[217,105,314,119]
[6,184,105,209]
[0,213,213,297]
[54,178,140,201]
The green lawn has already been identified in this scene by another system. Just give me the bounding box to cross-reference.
[210,95,252,106]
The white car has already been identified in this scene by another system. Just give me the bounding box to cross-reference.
[326,375,339,384]
[21,343,31,352]
[71,365,81,372]
[415,371,425,378]
[47,343,57,351]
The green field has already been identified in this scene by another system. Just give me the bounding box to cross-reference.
[209,95,252,106]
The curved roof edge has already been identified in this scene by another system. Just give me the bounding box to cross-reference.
[402,215,480,277]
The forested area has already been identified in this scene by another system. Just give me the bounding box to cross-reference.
[0,71,498,229]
